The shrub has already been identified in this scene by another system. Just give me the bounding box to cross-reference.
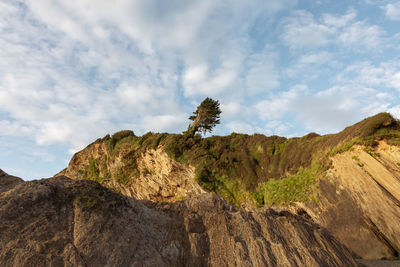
[111,130,135,141]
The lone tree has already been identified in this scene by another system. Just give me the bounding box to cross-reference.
[186,97,221,136]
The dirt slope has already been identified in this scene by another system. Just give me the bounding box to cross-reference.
[0,173,357,266]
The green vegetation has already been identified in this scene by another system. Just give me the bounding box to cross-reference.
[196,172,249,207]
[330,139,357,156]
[186,97,221,136]
[254,164,320,206]
[108,130,135,151]
[83,159,102,183]
[76,112,400,207]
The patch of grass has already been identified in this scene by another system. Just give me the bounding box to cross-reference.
[254,161,321,206]
[112,130,135,141]
[196,169,249,206]
[330,139,358,156]
[107,130,135,151]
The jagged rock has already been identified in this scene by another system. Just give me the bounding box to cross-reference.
[0,169,23,194]
[59,144,205,202]
[0,175,358,266]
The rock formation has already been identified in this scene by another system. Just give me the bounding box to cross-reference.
[298,142,400,259]
[58,113,400,260]
[0,171,357,266]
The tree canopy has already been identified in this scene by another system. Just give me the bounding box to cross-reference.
[186,97,221,136]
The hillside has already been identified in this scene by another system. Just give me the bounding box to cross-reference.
[0,171,357,266]
[59,112,400,260]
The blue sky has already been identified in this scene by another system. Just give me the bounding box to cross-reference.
[1,0,400,180]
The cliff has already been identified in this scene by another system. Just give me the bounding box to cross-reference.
[59,113,400,259]
[0,172,357,266]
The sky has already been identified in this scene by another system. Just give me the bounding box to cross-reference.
[1,0,400,180]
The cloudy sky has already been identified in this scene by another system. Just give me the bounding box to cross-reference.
[1,0,400,179]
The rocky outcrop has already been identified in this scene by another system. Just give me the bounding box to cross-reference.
[0,174,357,266]
[107,148,205,201]
[59,145,205,202]
[56,113,400,260]
[298,142,400,259]
[0,169,23,194]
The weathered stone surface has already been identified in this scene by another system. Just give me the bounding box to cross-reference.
[110,148,205,201]
[0,169,23,194]
[0,174,357,266]
[298,142,400,259]
[59,136,400,260]
[59,145,205,202]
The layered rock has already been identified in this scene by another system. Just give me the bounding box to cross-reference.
[298,142,400,259]
[0,173,357,266]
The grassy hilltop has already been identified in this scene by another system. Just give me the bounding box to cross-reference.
[62,112,400,207]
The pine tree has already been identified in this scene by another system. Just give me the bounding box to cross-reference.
[186,97,221,136]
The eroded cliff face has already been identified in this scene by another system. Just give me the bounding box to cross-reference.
[111,148,205,201]
[57,113,400,260]
[59,145,205,202]
[0,174,357,267]
[298,142,400,259]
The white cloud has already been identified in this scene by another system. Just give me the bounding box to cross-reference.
[183,64,209,86]
[322,10,356,27]
[298,51,333,64]
[391,72,400,90]
[384,2,400,20]
[0,0,297,154]
[281,10,334,49]
[144,114,188,133]
[0,120,34,137]
[336,61,400,91]
[264,121,292,136]
[221,101,244,119]
[182,61,238,97]
[281,9,384,51]
[254,58,400,135]
[226,121,256,134]
[338,22,383,49]
[389,105,400,119]
[0,0,399,165]
[245,51,280,94]
[255,85,308,120]
[286,51,333,78]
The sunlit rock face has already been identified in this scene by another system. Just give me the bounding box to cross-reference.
[0,174,357,266]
